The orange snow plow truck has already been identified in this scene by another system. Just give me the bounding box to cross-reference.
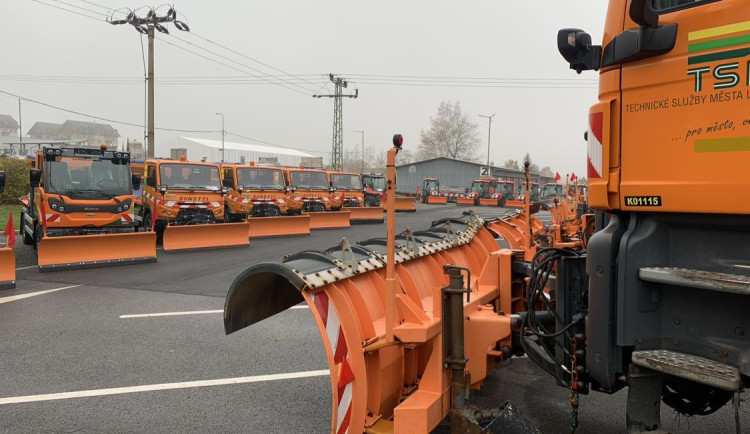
[282,167,349,229]
[20,146,156,271]
[328,171,383,224]
[220,163,310,238]
[135,158,249,251]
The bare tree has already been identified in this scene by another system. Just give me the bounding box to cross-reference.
[540,166,554,177]
[503,159,520,170]
[419,101,480,161]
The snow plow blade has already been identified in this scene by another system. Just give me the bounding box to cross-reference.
[427,196,447,205]
[504,200,525,208]
[479,198,500,207]
[456,197,475,206]
[394,197,416,212]
[37,232,157,272]
[0,247,15,289]
[306,211,350,230]
[248,215,310,238]
[348,207,384,224]
[225,215,531,434]
[162,222,250,251]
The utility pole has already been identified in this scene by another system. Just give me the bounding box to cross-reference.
[216,112,225,162]
[353,130,365,172]
[479,114,495,176]
[17,99,22,145]
[314,74,358,171]
[108,6,190,158]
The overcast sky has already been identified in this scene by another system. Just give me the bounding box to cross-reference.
[0,0,607,175]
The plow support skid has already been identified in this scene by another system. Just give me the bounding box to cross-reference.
[0,247,15,288]
[225,215,528,434]
[394,197,416,212]
[162,222,250,251]
[248,215,310,238]
[504,199,525,208]
[37,232,156,272]
[348,207,384,224]
[456,197,475,206]
[479,198,500,207]
[427,196,447,205]
[306,211,350,230]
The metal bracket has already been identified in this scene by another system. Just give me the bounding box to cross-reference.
[404,228,418,256]
[445,221,458,243]
[340,238,358,269]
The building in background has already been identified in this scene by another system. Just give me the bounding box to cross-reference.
[157,136,316,167]
[26,120,119,147]
[27,122,63,140]
[0,115,19,137]
[126,139,144,159]
[395,157,555,193]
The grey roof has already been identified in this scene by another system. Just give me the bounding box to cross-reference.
[0,114,19,129]
[397,156,526,175]
[60,120,119,137]
[27,122,62,137]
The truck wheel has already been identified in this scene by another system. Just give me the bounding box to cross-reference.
[142,211,152,231]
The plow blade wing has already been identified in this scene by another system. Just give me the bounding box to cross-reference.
[427,196,447,205]
[0,247,15,288]
[37,232,156,272]
[248,215,310,238]
[348,207,384,224]
[504,200,525,208]
[456,197,475,206]
[226,215,523,434]
[394,197,416,212]
[306,211,350,230]
[479,198,500,207]
[162,222,250,251]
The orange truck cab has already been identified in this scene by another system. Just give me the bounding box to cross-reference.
[136,159,225,230]
[328,171,364,208]
[282,167,335,212]
[221,163,301,219]
[554,1,750,430]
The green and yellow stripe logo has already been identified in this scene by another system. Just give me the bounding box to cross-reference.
[688,20,750,65]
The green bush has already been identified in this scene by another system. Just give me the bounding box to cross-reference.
[0,156,29,205]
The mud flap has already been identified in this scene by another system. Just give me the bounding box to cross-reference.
[37,232,156,272]
[348,207,384,224]
[248,215,310,238]
[427,196,448,205]
[0,247,15,288]
[162,222,250,251]
[394,197,417,212]
[306,211,350,230]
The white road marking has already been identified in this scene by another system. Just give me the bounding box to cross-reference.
[0,370,330,405]
[14,265,38,271]
[0,285,80,305]
[290,305,309,309]
[120,305,308,319]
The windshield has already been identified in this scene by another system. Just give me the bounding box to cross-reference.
[543,184,562,197]
[500,183,513,195]
[425,180,439,190]
[46,156,132,200]
[291,171,328,189]
[237,168,284,190]
[330,174,362,190]
[159,164,220,190]
[362,176,385,191]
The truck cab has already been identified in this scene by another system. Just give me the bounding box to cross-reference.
[518,182,541,202]
[282,167,334,212]
[328,171,364,208]
[221,163,301,219]
[361,173,386,207]
[421,177,440,203]
[541,182,563,198]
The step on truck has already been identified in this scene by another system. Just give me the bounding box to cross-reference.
[135,157,249,251]
[329,171,383,223]
[21,145,156,271]
[220,162,310,238]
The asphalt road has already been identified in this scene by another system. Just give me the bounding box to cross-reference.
[1,203,746,433]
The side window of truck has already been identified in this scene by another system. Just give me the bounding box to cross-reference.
[652,0,717,12]
[146,165,155,187]
[223,169,234,186]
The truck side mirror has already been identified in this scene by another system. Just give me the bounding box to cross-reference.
[0,171,5,194]
[557,28,601,73]
[132,173,142,190]
[30,169,42,188]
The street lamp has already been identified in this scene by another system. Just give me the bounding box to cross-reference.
[215,112,225,162]
[353,130,365,172]
[479,114,495,176]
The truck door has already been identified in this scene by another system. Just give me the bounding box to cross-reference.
[620,0,750,215]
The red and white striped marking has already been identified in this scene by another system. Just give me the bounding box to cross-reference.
[121,213,134,223]
[45,213,61,223]
[312,291,353,434]
[587,112,603,179]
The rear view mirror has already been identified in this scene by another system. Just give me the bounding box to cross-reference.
[132,173,142,190]
[30,169,42,188]
[558,28,601,73]
[0,171,5,194]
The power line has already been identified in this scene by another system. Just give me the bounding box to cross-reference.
[49,0,106,17]
[29,0,104,22]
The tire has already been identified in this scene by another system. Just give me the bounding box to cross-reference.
[142,211,152,231]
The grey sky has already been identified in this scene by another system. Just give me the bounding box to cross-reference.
[1,0,607,175]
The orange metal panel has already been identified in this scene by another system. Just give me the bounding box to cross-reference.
[162,222,249,251]
[248,215,310,238]
[0,248,15,288]
[348,207,385,224]
[37,232,156,271]
[306,211,351,229]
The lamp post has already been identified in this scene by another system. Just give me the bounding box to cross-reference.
[215,112,225,162]
[479,114,495,176]
[353,130,365,172]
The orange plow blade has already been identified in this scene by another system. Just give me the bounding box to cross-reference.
[394,197,416,212]
[37,232,156,272]
[162,222,250,251]
[347,207,384,224]
[0,247,15,288]
[479,198,500,207]
[306,211,350,230]
[426,196,447,205]
[505,199,525,208]
[456,197,475,206]
[248,215,310,238]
